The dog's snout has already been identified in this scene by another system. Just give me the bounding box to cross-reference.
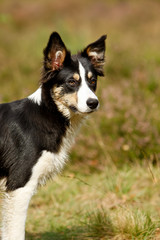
[86,98,99,110]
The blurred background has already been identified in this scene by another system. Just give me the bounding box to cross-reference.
[1,0,160,239]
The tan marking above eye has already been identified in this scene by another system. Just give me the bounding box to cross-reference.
[73,73,80,81]
[88,71,93,79]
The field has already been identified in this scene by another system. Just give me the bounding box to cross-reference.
[1,0,160,239]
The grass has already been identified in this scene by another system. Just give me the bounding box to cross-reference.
[1,0,160,239]
[25,165,160,239]
[84,208,159,240]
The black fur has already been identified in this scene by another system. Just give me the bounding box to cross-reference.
[0,99,69,191]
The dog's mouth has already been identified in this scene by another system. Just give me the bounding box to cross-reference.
[69,105,98,114]
[69,105,78,113]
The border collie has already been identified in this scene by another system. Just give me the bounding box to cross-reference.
[0,32,106,240]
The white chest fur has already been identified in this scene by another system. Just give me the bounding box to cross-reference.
[29,114,84,189]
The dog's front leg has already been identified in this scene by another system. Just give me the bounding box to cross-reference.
[1,185,35,240]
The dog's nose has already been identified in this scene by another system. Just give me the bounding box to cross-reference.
[86,98,99,110]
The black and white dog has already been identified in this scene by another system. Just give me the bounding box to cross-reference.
[0,32,106,240]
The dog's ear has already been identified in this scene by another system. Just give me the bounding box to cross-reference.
[43,32,70,72]
[82,35,107,76]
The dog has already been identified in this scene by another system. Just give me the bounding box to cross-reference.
[0,32,106,240]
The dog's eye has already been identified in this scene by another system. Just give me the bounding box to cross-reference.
[89,78,96,85]
[68,79,76,86]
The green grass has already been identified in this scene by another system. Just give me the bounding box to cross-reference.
[1,0,160,239]
[84,208,159,240]
[25,165,160,239]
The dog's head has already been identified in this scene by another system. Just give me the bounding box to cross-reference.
[42,32,106,116]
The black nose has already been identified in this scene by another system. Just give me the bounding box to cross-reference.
[87,98,99,110]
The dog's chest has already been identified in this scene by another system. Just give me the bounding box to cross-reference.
[29,121,79,187]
